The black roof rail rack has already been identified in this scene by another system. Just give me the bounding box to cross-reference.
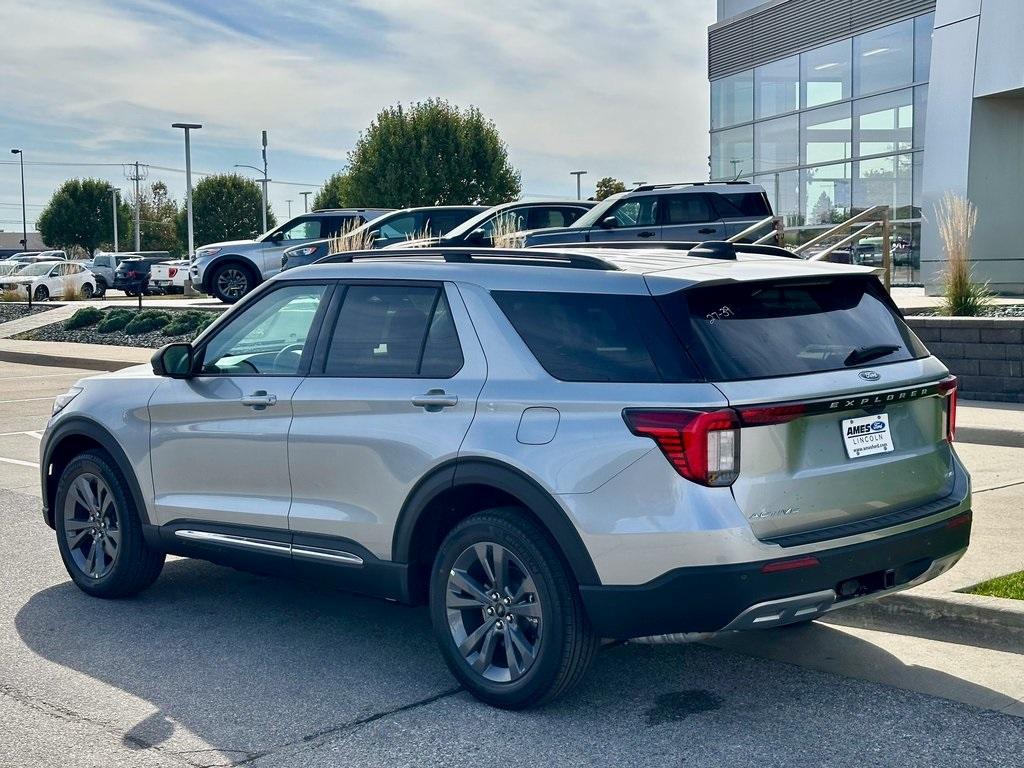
[317,247,620,271]
[632,180,752,192]
[531,240,801,260]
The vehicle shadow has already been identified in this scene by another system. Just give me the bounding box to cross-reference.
[14,557,1023,765]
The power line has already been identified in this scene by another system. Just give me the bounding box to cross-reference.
[0,159,321,187]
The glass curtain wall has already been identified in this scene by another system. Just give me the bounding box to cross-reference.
[710,12,934,282]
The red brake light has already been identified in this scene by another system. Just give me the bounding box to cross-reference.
[623,409,740,486]
[761,555,820,573]
[168,267,178,278]
[735,402,807,427]
[938,375,957,442]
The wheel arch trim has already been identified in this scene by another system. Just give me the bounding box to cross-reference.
[41,416,151,531]
[392,457,601,586]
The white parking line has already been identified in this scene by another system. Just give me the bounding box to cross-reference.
[0,397,55,404]
[25,431,44,440]
[0,456,39,468]
[0,430,46,438]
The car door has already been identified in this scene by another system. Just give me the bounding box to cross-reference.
[148,281,332,530]
[287,281,485,561]
[588,196,661,242]
[661,193,724,241]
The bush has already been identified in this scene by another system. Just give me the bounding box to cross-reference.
[192,314,216,339]
[0,289,21,303]
[162,310,216,337]
[124,309,172,335]
[63,307,103,330]
[96,309,134,334]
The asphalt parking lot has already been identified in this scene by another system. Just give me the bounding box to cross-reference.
[1,360,1023,767]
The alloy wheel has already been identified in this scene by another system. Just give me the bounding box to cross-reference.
[445,542,543,683]
[63,473,120,579]
[216,268,248,300]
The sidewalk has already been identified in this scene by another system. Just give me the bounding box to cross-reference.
[0,297,223,340]
[0,338,151,371]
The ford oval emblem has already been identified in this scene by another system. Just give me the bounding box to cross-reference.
[859,370,881,381]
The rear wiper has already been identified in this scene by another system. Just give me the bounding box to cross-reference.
[845,344,901,367]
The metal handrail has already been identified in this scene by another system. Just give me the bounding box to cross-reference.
[726,216,781,244]
[804,223,877,262]
[792,205,887,255]
[791,204,892,290]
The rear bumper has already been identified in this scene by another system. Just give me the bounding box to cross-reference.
[579,510,971,639]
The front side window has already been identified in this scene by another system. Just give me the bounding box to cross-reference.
[279,217,322,241]
[607,197,659,227]
[201,283,327,375]
[323,285,463,378]
[376,214,419,240]
[493,291,698,383]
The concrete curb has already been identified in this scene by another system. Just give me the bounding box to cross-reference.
[0,347,144,372]
[823,590,1024,652]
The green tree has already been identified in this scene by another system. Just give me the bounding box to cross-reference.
[37,178,132,255]
[313,171,352,210]
[175,174,275,247]
[594,176,627,201]
[343,99,521,207]
[131,181,182,255]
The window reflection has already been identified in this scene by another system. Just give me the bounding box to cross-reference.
[801,39,852,109]
[854,20,914,96]
[755,55,799,119]
[711,70,753,129]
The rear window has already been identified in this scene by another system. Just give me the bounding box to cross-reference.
[658,276,928,381]
[492,291,699,383]
[713,192,772,219]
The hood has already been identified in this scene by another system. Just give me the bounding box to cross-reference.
[197,238,258,251]
[385,237,438,249]
[523,227,590,246]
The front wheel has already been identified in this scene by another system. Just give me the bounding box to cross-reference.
[33,284,49,302]
[430,508,598,709]
[54,451,164,598]
[80,283,94,299]
[211,262,253,304]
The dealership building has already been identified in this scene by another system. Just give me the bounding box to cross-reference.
[708,0,1024,294]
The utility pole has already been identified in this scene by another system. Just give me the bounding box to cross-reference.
[172,122,202,295]
[300,191,311,212]
[261,130,269,232]
[10,149,26,251]
[110,187,119,252]
[125,161,148,251]
[570,170,587,201]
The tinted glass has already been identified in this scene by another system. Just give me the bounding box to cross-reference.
[492,291,699,383]
[914,12,934,83]
[281,218,322,240]
[801,39,852,109]
[427,210,477,236]
[715,191,772,218]
[664,194,714,225]
[528,207,581,229]
[854,20,914,97]
[711,71,753,129]
[324,285,461,377]
[377,214,418,240]
[754,55,799,119]
[202,284,327,375]
[754,114,799,172]
[608,198,659,227]
[658,276,928,381]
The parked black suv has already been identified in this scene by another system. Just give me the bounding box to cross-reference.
[112,258,153,296]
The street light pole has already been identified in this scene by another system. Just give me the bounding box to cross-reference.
[300,191,311,213]
[570,170,587,200]
[110,187,119,252]
[172,122,202,295]
[234,164,272,229]
[10,149,26,251]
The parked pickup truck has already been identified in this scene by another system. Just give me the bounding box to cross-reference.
[88,251,171,296]
[150,260,190,294]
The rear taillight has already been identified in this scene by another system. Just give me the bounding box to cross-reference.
[168,267,178,278]
[938,375,958,442]
[623,409,740,487]
[734,402,806,427]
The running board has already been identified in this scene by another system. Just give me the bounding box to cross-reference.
[174,529,364,566]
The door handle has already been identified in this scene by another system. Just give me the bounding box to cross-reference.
[241,391,278,410]
[411,389,458,412]
[698,227,717,234]
[637,230,656,238]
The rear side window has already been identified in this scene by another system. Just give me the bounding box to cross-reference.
[664,194,716,224]
[324,285,463,377]
[658,276,929,381]
[713,192,772,218]
[492,291,699,383]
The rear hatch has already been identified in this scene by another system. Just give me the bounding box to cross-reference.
[655,274,957,543]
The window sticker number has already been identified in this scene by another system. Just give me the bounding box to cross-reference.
[706,306,733,325]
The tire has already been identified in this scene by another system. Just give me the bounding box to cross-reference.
[429,508,598,709]
[210,262,253,304]
[54,450,164,598]
[80,283,94,299]
[33,284,49,302]
[94,278,107,298]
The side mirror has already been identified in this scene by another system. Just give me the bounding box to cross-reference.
[269,231,284,243]
[600,216,619,229]
[152,342,194,379]
[466,228,488,245]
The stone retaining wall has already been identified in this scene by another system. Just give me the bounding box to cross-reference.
[905,317,1024,402]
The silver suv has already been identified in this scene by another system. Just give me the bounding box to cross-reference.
[191,208,390,303]
[41,244,971,709]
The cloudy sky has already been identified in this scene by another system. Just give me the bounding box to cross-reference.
[0,0,714,233]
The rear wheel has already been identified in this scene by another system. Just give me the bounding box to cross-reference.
[80,283,94,299]
[54,451,164,598]
[211,262,253,304]
[33,284,49,302]
[430,508,598,709]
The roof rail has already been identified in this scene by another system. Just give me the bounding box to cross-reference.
[317,247,620,271]
[632,180,752,192]
[533,240,802,260]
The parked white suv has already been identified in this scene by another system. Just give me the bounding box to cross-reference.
[41,243,970,708]
[1,260,96,300]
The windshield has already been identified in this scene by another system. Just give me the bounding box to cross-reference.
[0,263,23,275]
[16,263,54,276]
[570,194,626,228]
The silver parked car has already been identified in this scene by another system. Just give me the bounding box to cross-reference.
[41,243,970,708]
